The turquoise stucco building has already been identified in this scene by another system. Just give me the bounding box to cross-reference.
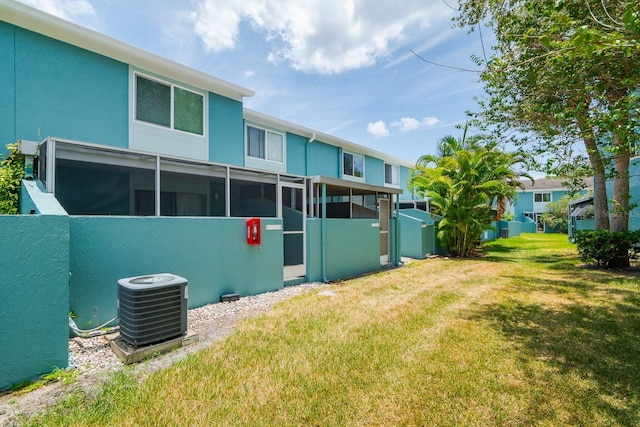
[510,178,591,233]
[0,0,417,390]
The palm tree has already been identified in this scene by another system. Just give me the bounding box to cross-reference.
[409,131,531,257]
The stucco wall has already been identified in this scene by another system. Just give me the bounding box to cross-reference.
[68,216,284,327]
[365,156,384,186]
[286,132,307,176]
[398,213,428,259]
[399,166,412,200]
[0,215,69,390]
[307,140,340,177]
[7,23,129,146]
[627,157,640,231]
[324,219,381,281]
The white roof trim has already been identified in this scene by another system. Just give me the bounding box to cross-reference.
[0,0,254,101]
[244,109,414,168]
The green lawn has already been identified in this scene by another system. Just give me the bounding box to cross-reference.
[27,233,640,426]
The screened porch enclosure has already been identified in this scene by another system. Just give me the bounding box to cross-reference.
[42,139,296,219]
[308,176,402,266]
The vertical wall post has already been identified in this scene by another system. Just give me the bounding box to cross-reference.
[155,156,161,216]
[321,183,328,282]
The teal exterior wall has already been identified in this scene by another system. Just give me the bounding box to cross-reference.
[398,213,428,259]
[398,211,442,258]
[482,227,497,241]
[0,21,16,147]
[618,157,640,231]
[399,166,413,200]
[514,190,573,222]
[5,24,129,147]
[68,217,284,327]
[307,218,383,282]
[629,158,640,231]
[20,179,68,215]
[603,157,640,232]
[365,156,384,186]
[324,219,381,281]
[521,221,537,233]
[399,209,434,223]
[210,94,244,165]
[0,215,69,390]
[286,132,308,176]
[307,141,340,177]
[576,219,595,231]
[497,220,522,238]
[306,219,323,282]
[513,192,533,221]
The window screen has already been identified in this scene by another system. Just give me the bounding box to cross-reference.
[385,163,399,185]
[343,152,363,178]
[136,75,171,128]
[174,87,204,135]
[267,132,283,162]
[247,126,265,158]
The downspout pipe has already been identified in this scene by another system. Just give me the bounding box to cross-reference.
[306,133,316,176]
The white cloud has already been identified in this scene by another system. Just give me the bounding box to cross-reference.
[191,2,243,52]
[244,70,255,77]
[17,0,95,20]
[391,116,440,132]
[191,0,452,74]
[367,120,390,139]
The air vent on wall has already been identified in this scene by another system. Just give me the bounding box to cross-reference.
[117,273,188,347]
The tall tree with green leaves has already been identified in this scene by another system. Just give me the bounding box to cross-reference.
[409,131,530,257]
[541,193,593,234]
[456,0,640,232]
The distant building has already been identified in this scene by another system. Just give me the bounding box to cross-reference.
[510,178,592,232]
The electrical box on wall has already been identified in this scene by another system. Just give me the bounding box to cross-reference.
[246,217,261,245]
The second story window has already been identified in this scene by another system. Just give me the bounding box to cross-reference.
[534,192,551,203]
[384,163,399,185]
[135,74,204,136]
[343,152,364,179]
[246,125,284,163]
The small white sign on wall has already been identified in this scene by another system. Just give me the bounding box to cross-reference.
[266,224,282,230]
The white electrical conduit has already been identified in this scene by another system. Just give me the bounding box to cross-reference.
[69,316,118,338]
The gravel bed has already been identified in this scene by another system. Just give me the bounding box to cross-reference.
[0,282,329,425]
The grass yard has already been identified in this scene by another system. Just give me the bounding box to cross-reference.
[27,233,640,426]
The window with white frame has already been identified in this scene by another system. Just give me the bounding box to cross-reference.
[246,125,284,163]
[343,152,364,179]
[135,74,204,136]
[534,192,551,203]
[384,163,399,185]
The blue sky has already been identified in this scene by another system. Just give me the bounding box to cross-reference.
[18,0,492,165]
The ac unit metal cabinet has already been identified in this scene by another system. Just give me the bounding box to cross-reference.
[118,274,188,347]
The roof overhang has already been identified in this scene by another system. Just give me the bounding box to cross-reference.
[0,0,254,101]
[310,175,403,195]
[244,109,414,168]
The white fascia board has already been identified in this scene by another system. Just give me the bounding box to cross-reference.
[243,109,414,168]
[0,0,254,101]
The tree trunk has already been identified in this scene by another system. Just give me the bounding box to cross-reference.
[607,256,631,269]
[581,133,610,230]
[611,134,631,232]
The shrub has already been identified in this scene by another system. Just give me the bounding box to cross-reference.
[574,229,640,268]
[0,143,25,214]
